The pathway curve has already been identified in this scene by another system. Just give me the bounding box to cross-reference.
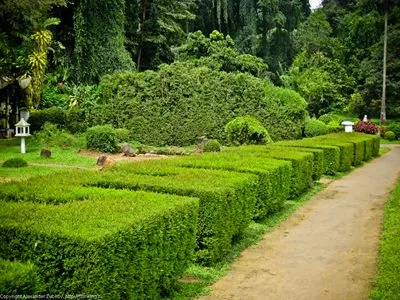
[202,145,400,300]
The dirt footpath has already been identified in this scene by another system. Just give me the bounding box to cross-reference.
[203,145,400,300]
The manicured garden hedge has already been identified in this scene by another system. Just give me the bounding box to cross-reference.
[223,146,314,198]
[26,167,258,264]
[1,132,381,294]
[276,141,340,175]
[0,259,42,294]
[166,153,292,219]
[268,145,324,181]
[0,190,198,298]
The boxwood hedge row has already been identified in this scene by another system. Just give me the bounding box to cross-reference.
[223,146,314,198]
[0,190,198,299]
[276,141,341,175]
[0,132,381,295]
[165,153,292,220]
[80,167,258,264]
[268,145,324,181]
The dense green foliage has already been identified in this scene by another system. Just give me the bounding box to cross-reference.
[73,0,134,83]
[176,30,268,77]
[370,177,400,299]
[304,118,329,137]
[94,63,307,146]
[86,125,118,153]
[0,259,42,294]
[2,158,28,168]
[29,107,66,132]
[225,116,272,146]
[203,139,221,152]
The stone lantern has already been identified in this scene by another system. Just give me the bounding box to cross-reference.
[15,118,31,153]
[341,121,354,133]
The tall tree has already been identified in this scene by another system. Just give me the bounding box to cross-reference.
[135,0,195,70]
[381,0,388,124]
[74,0,134,83]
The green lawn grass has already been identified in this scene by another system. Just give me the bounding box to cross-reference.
[0,139,96,168]
[370,177,400,300]
[0,165,69,183]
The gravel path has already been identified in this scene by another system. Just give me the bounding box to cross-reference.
[202,145,400,300]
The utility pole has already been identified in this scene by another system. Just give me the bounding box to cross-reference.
[381,0,388,125]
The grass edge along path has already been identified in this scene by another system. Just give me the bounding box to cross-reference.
[170,183,326,299]
[369,175,400,299]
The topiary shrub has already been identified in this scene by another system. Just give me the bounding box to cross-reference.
[28,107,67,133]
[115,128,131,143]
[388,122,400,139]
[86,125,118,153]
[2,158,28,168]
[354,121,378,134]
[304,118,329,137]
[225,116,272,146]
[384,131,396,141]
[203,139,221,152]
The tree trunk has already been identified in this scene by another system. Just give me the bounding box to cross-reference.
[381,0,388,125]
[137,0,149,71]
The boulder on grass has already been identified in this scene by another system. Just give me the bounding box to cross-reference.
[40,148,51,158]
[121,143,136,157]
[96,155,116,168]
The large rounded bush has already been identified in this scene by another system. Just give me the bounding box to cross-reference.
[226,116,272,146]
[2,158,28,168]
[384,131,396,141]
[92,62,307,146]
[388,122,400,139]
[86,125,118,153]
[304,118,329,137]
[203,139,221,152]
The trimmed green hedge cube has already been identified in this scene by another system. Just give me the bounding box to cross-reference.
[166,153,292,219]
[304,137,354,172]
[276,141,340,175]
[268,145,324,181]
[223,146,314,198]
[0,190,198,298]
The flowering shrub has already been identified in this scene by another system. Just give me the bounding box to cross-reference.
[354,121,378,134]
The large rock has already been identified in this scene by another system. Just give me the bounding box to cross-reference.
[121,143,136,157]
[40,148,51,158]
[97,155,116,168]
[196,136,208,153]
